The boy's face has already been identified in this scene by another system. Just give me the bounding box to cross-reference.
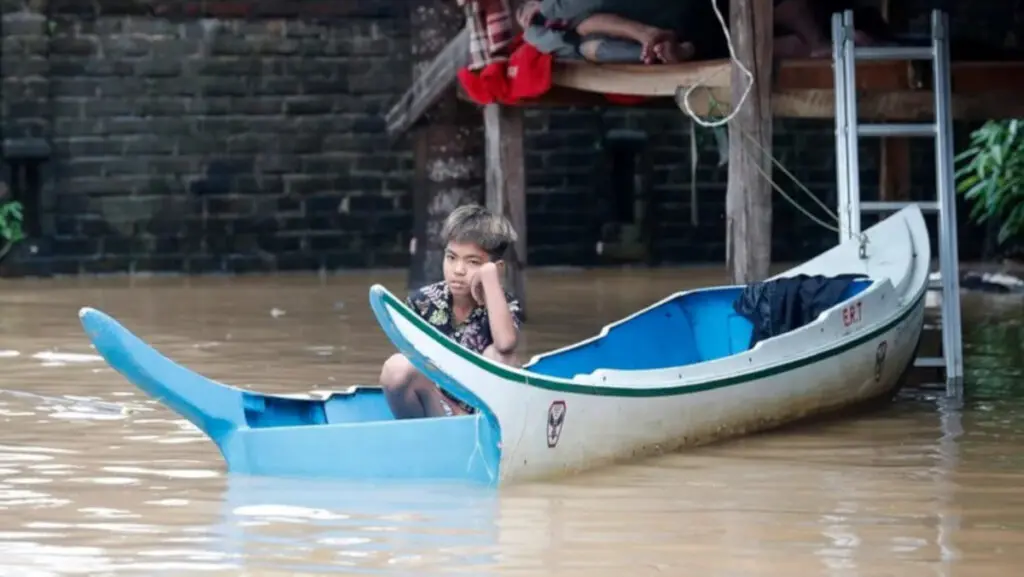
[443,241,499,298]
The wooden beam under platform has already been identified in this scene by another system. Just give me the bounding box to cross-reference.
[386,25,1024,136]
[541,59,1024,120]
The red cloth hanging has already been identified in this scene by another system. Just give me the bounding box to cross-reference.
[457,35,554,105]
[456,0,653,106]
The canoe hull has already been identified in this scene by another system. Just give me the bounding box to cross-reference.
[372,286,924,484]
[370,205,931,484]
[78,308,501,484]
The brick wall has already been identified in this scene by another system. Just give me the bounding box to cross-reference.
[3,0,414,275]
[0,0,1020,276]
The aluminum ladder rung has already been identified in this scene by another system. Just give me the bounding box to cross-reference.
[915,357,946,369]
[853,46,934,61]
[859,123,936,138]
[832,9,964,396]
[861,201,939,213]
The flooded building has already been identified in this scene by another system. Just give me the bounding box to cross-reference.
[0,0,1021,278]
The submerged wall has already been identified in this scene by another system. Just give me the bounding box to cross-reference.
[0,0,1020,276]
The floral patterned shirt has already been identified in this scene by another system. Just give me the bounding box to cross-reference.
[406,280,524,354]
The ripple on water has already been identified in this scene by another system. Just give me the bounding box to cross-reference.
[102,466,219,480]
[48,411,129,422]
[0,489,71,509]
[7,478,54,485]
[71,477,139,486]
[30,352,104,364]
[77,508,138,519]
[0,542,112,576]
[232,504,351,522]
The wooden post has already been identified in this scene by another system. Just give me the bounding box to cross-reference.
[484,104,528,317]
[725,0,773,284]
[877,0,911,209]
[408,2,484,291]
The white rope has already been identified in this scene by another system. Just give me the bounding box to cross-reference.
[676,0,859,243]
[678,0,754,127]
[738,129,839,223]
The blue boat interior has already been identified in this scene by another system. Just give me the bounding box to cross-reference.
[242,388,397,428]
[523,280,873,379]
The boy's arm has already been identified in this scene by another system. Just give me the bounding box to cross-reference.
[478,265,520,355]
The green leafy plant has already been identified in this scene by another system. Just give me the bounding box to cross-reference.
[0,200,25,245]
[954,119,1024,245]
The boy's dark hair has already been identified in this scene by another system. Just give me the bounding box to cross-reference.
[440,204,518,261]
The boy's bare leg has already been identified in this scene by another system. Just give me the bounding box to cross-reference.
[379,353,453,419]
[380,346,516,419]
[578,37,694,64]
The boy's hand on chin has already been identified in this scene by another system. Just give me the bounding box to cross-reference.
[470,263,500,305]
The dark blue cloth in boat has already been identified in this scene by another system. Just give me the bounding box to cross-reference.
[733,274,868,349]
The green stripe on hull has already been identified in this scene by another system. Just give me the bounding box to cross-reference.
[378,286,926,398]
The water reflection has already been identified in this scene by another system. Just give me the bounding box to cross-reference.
[219,478,499,574]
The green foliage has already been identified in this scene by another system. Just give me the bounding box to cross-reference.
[954,119,1024,245]
[0,201,25,244]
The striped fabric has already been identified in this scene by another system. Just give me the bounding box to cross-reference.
[458,0,517,71]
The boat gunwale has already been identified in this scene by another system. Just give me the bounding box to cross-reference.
[370,278,927,399]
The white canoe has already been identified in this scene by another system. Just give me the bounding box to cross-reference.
[368,205,930,484]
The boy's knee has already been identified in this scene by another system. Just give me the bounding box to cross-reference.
[482,345,519,367]
[379,353,417,391]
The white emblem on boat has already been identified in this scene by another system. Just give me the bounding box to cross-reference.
[547,400,566,448]
[874,341,888,382]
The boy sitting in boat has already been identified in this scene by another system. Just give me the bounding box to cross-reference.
[379,204,524,419]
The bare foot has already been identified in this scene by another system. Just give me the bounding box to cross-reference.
[653,41,695,63]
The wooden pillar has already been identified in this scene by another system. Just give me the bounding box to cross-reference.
[408,2,484,291]
[725,0,773,284]
[484,104,528,315]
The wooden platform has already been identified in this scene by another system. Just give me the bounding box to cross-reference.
[529,58,1024,120]
[385,23,1024,135]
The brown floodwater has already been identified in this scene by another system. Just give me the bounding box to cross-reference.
[0,268,1021,576]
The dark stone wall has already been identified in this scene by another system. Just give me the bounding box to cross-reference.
[3,0,414,275]
[0,0,1021,276]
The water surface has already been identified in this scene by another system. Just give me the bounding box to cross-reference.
[0,269,1020,576]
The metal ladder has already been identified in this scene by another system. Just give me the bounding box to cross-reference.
[831,9,964,395]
